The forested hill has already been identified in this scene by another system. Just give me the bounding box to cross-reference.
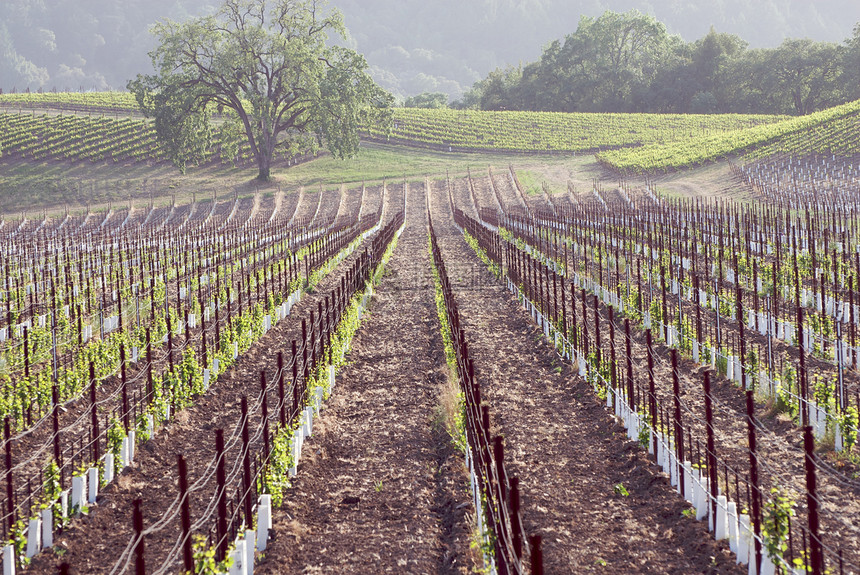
[2,0,859,100]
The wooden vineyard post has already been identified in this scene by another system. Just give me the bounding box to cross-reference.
[560,272,567,336]
[672,349,684,499]
[292,340,299,420]
[260,371,270,462]
[850,276,856,370]
[746,390,762,573]
[241,396,253,529]
[132,498,145,575]
[766,295,773,380]
[581,289,589,357]
[90,361,99,462]
[660,266,668,341]
[492,436,507,502]
[804,426,823,575]
[736,285,748,391]
[4,418,14,534]
[51,310,59,385]
[177,454,193,573]
[704,372,718,524]
[117,275,124,333]
[214,299,221,353]
[24,326,30,425]
[226,287,232,336]
[794,236,809,426]
[146,328,153,402]
[837,319,845,413]
[215,428,228,562]
[325,296,332,365]
[302,319,309,384]
[23,326,29,382]
[121,344,129,432]
[277,352,286,428]
[694,275,702,350]
[201,312,208,369]
[593,295,601,365]
[509,476,523,563]
[752,261,760,332]
[609,306,617,406]
[529,535,543,575]
[570,283,578,349]
[647,329,656,460]
[237,279,243,319]
[625,318,634,411]
[52,382,61,488]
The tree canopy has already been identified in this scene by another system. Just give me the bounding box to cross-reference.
[404,92,448,109]
[129,0,392,180]
[4,0,860,103]
[458,11,860,116]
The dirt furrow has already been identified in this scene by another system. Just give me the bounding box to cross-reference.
[430,179,740,574]
[258,183,475,574]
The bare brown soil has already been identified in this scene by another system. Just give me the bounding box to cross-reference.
[431,179,741,574]
[258,183,476,574]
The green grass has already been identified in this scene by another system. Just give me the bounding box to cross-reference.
[0,162,180,214]
[514,170,545,196]
[275,143,572,188]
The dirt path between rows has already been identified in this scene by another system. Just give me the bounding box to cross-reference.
[429,179,741,574]
[257,183,476,574]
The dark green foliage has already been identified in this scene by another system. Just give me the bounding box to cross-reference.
[127,0,392,180]
[404,92,448,109]
[462,10,860,116]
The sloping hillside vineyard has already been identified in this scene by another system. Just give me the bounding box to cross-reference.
[0,92,785,164]
[597,99,860,174]
[0,93,859,574]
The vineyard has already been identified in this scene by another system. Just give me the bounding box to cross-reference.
[0,93,139,116]
[5,92,860,179]
[0,114,167,164]
[0,148,850,574]
[1,85,860,575]
[436,167,860,574]
[597,99,860,174]
[0,111,315,169]
[0,92,788,167]
[364,108,784,153]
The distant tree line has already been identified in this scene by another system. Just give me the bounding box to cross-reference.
[453,11,860,115]
[403,92,448,109]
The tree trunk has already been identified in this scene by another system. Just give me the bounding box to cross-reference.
[256,149,272,181]
[256,117,277,182]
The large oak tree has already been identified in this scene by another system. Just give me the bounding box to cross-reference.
[129,0,392,180]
